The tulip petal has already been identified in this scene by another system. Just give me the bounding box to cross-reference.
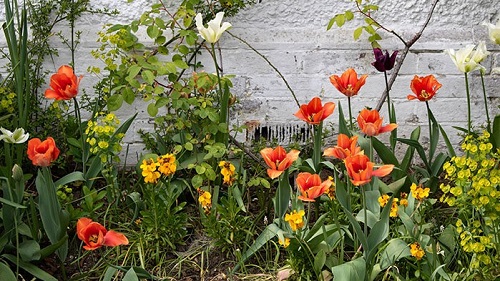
[103,230,129,247]
[372,164,395,178]
[76,217,93,241]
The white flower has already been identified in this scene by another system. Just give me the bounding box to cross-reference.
[0,127,29,144]
[446,44,487,73]
[483,19,500,45]
[471,41,489,64]
[195,12,232,44]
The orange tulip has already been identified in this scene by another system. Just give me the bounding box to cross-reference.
[296,172,332,202]
[323,134,363,160]
[294,97,335,125]
[407,74,442,102]
[27,137,60,167]
[45,65,82,100]
[357,108,397,136]
[77,218,129,251]
[260,146,300,179]
[329,68,368,97]
[344,154,394,186]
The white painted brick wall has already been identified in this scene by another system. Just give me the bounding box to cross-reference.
[1,0,499,164]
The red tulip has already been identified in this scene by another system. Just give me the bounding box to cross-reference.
[77,218,129,251]
[260,146,300,179]
[296,172,332,202]
[357,108,397,137]
[294,97,335,125]
[45,65,82,100]
[323,134,363,160]
[407,75,442,102]
[329,68,368,97]
[344,154,394,186]
[27,137,60,167]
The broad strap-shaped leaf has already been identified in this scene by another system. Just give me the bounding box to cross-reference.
[232,223,282,273]
[379,238,411,270]
[331,257,366,281]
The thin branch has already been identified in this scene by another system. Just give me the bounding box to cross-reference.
[355,1,407,46]
[227,31,301,108]
[229,135,267,169]
[375,0,439,111]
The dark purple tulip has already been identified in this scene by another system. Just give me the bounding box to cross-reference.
[371,48,398,72]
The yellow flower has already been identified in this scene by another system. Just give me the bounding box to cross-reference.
[410,183,430,201]
[378,194,390,207]
[325,177,336,199]
[198,189,212,210]
[410,242,425,260]
[140,158,160,184]
[98,140,109,149]
[158,154,176,176]
[219,161,236,185]
[389,198,399,217]
[278,237,290,248]
[285,210,305,231]
[399,192,408,207]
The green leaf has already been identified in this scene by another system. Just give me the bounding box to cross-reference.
[19,240,41,261]
[396,137,430,171]
[327,17,337,30]
[184,142,193,151]
[367,197,392,261]
[335,14,346,27]
[232,223,282,273]
[122,87,136,104]
[314,249,326,274]
[0,262,17,281]
[353,26,363,40]
[276,170,291,220]
[141,70,155,84]
[491,114,500,151]
[54,172,84,187]
[102,267,119,281]
[123,267,139,281]
[337,102,351,136]
[232,186,246,212]
[345,10,354,20]
[3,254,57,281]
[331,257,366,281]
[379,238,411,269]
[0,197,26,209]
[127,65,141,80]
[147,103,158,117]
[107,94,123,111]
[372,137,399,166]
[146,25,160,39]
[173,59,189,69]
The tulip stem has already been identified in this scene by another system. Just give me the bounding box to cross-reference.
[211,43,229,146]
[425,101,433,162]
[348,96,353,130]
[73,97,86,174]
[480,72,491,133]
[384,71,391,119]
[464,73,471,136]
[313,122,323,171]
[361,185,368,238]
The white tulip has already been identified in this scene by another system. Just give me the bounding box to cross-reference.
[195,12,232,44]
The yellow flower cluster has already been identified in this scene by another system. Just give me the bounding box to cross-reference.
[0,88,15,114]
[219,161,236,185]
[85,112,124,163]
[139,154,177,184]
[439,131,499,268]
[410,183,430,201]
[325,176,336,199]
[285,210,305,231]
[378,193,408,218]
[410,242,425,260]
[455,219,492,268]
[198,188,212,213]
[278,237,290,248]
